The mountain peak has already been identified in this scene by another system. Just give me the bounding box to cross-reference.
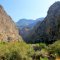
[0,5,3,9]
[0,5,6,15]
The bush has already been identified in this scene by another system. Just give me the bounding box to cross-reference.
[48,40,60,57]
[33,43,47,51]
[0,41,34,60]
[39,43,47,49]
[40,57,48,60]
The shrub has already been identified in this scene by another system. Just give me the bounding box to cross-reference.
[48,40,60,57]
[40,57,48,60]
[0,41,34,60]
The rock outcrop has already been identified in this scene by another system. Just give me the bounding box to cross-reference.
[0,5,22,42]
[23,1,60,44]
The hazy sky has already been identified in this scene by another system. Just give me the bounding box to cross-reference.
[0,0,60,22]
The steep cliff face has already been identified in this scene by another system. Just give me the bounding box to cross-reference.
[24,1,60,44]
[0,5,22,42]
[40,1,60,43]
[45,1,60,40]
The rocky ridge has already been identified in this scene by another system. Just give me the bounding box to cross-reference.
[0,5,22,42]
[23,1,60,44]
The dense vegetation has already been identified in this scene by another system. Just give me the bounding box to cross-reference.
[0,41,34,60]
[0,40,60,60]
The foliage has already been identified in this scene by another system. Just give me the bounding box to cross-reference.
[0,41,34,60]
[0,40,60,60]
[48,40,60,57]
[40,57,48,60]
[39,43,47,49]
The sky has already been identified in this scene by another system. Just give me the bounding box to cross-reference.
[0,0,60,22]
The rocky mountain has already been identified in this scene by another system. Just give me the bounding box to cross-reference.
[16,19,34,30]
[22,1,60,44]
[16,18,44,42]
[16,18,43,30]
[0,5,22,42]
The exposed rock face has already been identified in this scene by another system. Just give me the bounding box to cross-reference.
[46,1,60,40]
[0,5,22,42]
[24,1,60,44]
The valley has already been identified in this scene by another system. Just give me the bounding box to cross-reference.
[0,1,60,60]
